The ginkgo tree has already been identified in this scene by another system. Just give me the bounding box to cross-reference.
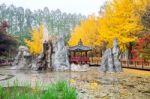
[69,0,149,52]
[24,25,44,55]
[97,0,149,51]
[69,16,99,47]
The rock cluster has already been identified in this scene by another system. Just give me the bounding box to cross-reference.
[12,46,31,69]
[100,38,122,72]
[71,63,90,72]
[52,36,70,71]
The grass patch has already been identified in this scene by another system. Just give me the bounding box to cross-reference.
[0,80,77,99]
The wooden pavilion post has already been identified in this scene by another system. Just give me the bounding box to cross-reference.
[85,51,87,64]
[81,51,82,64]
[85,51,87,57]
[73,51,75,57]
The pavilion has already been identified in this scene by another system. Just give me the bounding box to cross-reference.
[69,39,92,64]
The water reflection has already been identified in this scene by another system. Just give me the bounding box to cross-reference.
[0,67,150,99]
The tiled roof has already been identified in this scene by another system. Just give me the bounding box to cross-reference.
[69,39,92,52]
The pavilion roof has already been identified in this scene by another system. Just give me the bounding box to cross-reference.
[69,40,92,52]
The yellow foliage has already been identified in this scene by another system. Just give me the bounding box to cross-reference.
[68,0,149,51]
[69,79,76,84]
[24,25,44,55]
[97,0,148,51]
[68,16,99,47]
[89,82,98,90]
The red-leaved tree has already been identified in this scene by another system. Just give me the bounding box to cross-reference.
[0,21,17,56]
[132,33,150,61]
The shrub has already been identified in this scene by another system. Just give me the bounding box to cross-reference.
[0,80,77,99]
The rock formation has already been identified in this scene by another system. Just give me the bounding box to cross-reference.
[52,36,70,71]
[33,41,50,70]
[112,38,122,72]
[12,32,70,71]
[100,38,122,72]
[12,46,31,69]
[71,64,90,72]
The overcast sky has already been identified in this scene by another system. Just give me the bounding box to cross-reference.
[0,0,106,16]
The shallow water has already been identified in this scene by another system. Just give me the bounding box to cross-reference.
[0,66,150,99]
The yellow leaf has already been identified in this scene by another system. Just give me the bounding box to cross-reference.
[24,25,44,55]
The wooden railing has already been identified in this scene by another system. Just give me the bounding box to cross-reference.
[89,57,101,66]
[89,57,150,70]
[121,60,150,70]
[70,57,90,64]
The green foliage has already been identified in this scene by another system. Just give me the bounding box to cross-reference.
[0,4,85,45]
[55,80,68,92]
[63,85,77,99]
[42,80,77,99]
[0,80,77,99]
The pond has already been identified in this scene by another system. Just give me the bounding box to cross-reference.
[0,66,150,99]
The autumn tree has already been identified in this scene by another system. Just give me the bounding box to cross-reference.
[69,0,149,53]
[97,0,149,51]
[141,3,150,32]
[24,25,44,55]
[131,2,150,60]
[132,33,150,60]
[0,21,17,56]
[69,16,98,47]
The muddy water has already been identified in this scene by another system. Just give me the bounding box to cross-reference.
[0,66,150,99]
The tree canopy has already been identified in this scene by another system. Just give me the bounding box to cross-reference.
[69,0,149,52]
[0,21,17,56]
[132,3,150,60]
[0,4,85,45]
[24,25,44,55]
[69,16,98,47]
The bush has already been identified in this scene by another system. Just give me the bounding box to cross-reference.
[0,80,77,99]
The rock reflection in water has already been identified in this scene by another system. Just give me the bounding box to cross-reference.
[0,67,150,99]
[99,73,121,99]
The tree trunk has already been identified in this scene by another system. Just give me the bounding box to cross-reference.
[127,42,133,63]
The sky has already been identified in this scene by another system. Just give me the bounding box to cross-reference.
[0,0,106,16]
